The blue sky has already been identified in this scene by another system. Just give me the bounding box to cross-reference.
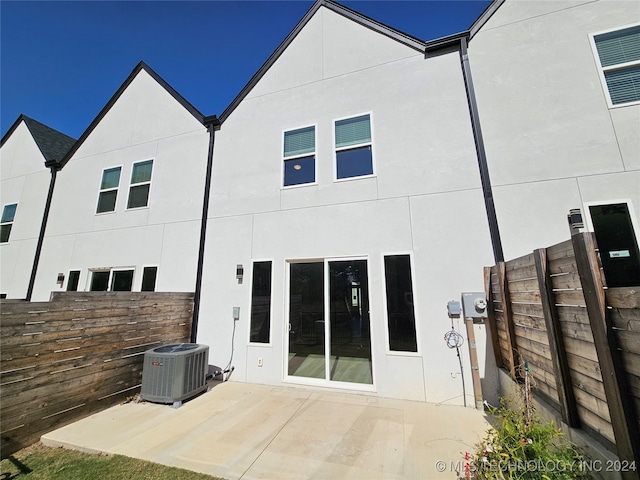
[1,1,492,140]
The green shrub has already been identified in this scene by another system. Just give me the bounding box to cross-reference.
[465,366,589,479]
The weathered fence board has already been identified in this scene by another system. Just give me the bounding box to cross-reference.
[485,233,640,470]
[0,291,194,458]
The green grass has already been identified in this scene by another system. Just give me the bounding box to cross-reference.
[0,443,224,480]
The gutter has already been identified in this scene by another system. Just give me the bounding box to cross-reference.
[26,160,61,301]
[455,35,504,263]
[191,115,220,343]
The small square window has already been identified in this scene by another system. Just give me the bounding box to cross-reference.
[0,203,18,243]
[97,167,121,214]
[283,126,315,187]
[127,160,153,209]
[335,115,373,179]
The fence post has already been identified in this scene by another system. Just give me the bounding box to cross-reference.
[534,248,580,428]
[497,261,518,379]
[484,266,503,368]
[572,232,640,471]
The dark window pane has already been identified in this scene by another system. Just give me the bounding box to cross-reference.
[131,160,153,184]
[1,204,17,223]
[288,262,325,379]
[67,270,80,291]
[336,146,373,179]
[141,267,157,292]
[0,224,12,243]
[590,203,640,287]
[284,156,315,186]
[128,184,150,208]
[97,190,117,213]
[90,271,109,291]
[384,255,417,352]
[101,167,121,189]
[111,270,134,291]
[250,262,272,343]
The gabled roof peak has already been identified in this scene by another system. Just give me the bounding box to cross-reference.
[59,61,207,167]
[1,114,76,166]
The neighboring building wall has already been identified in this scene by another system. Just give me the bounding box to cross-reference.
[0,122,51,298]
[33,69,209,300]
[198,6,498,405]
[470,0,640,260]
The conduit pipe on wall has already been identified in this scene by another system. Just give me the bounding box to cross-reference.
[26,160,61,302]
[191,115,220,343]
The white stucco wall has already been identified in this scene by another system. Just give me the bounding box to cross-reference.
[470,0,640,259]
[33,69,209,300]
[198,7,497,405]
[0,122,51,298]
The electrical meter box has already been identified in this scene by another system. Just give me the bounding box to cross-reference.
[447,300,461,318]
[461,292,488,320]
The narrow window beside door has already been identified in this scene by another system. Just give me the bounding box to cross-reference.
[384,255,418,352]
[141,266,158,292]
[250,261,272,343]
[66,270,80,291]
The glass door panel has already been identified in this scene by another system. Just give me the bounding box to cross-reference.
[328,260,372,384]
[288,262,325,379]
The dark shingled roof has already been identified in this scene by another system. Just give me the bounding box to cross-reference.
[1,114,76,165]
[22,116,76,164]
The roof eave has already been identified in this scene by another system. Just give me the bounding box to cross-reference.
[469,0,505,40]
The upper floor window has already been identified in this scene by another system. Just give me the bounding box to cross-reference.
[283,126,315,187]
[127,160,153,209]
[335,114,373,180]
[97,167,121,214]
[592,24,640,107]
[0,203,17,243]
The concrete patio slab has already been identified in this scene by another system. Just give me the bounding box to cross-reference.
[41,382,491,479]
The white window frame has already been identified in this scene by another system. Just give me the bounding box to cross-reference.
[282,256,376,392]
[281,124,318,189]
[126,159,154,210]
[96,165,122,214]
[380,251,421,356]
[589,23,640,109]
[248,259,274,346]
[333,112,376,182]
[0,203,18,243]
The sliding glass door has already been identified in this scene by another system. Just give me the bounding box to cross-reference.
[287,259,372,385]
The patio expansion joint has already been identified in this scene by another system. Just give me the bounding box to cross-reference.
[237,391,312,480]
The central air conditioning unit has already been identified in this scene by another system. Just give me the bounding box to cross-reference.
[140,343,209,408]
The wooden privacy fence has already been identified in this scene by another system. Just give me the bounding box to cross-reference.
[0,291,194,458]
[485,232,640,474]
